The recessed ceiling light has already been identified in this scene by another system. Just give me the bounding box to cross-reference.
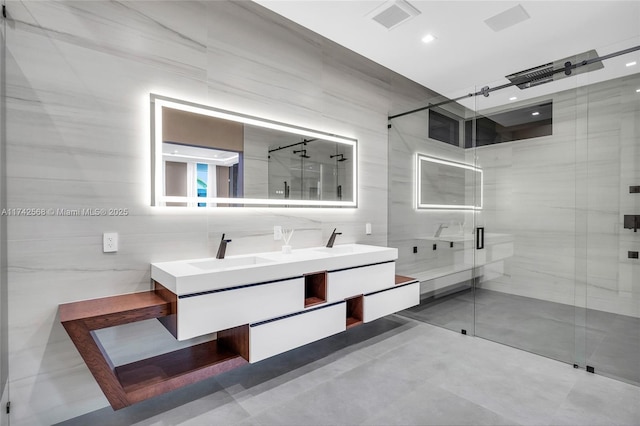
[421,34,436,44]
[626,61,637,67]
[531,111,540,116]
[636,88,640,93]
[509,96,517,101]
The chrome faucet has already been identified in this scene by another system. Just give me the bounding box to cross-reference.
[216,233,232,259]
[434,223,449,238]
[326,228,342,248]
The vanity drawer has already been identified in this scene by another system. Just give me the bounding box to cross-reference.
[249,301,346,363]
[177,277,304,340]
[326,262,395,302]
[363,281,419,323]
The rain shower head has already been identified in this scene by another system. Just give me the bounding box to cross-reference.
[506,49,603,89]
[293,149,310,158]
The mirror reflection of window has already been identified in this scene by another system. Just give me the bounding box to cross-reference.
[196,163,208,207]
[162,142,239,207]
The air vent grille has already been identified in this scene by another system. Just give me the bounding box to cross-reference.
[367,0,421,30]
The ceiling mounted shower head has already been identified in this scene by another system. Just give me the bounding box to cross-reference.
[506,49,604,89]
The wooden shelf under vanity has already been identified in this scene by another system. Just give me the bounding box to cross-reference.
[304,271,327,307]
[395,274,418,286]
[345,295,364,329]
[58,288,249,410]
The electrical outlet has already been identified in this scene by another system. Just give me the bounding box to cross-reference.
[274,226,282,241]
[103,232,118,253]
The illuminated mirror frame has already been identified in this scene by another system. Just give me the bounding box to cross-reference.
[416,153,483,210]
[151,94,358,207]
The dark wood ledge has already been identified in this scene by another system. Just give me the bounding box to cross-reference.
[59,289,248,410]
[395,274,418,285]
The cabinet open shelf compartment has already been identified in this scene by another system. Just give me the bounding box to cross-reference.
[345,295,363,329]
[304,271,327,307]
[58,290,250,410]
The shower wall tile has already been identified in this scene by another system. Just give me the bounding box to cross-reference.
[390,72,640,319]
[4,1,436,424]
[478,75,640,315]
[388,111,472,279]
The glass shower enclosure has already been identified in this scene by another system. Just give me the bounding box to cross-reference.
[388,41,640,386]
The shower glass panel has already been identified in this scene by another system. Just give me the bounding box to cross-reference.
[388,91,478,335]
[471,73,585,367]
[582,42,640,386]
[389,39,640,386]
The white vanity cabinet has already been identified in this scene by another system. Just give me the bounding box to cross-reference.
[363,281,420,323]
[326,262,395,302]
[151,244,416,363]
[176,277,304,340]
[61,244,420,410]
[249,302,346,363]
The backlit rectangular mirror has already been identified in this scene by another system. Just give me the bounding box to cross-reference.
[151,94,357,207]
[416,154,482,210]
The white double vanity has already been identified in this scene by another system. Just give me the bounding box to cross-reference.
[151,243,418,362]
[59,244,418,409]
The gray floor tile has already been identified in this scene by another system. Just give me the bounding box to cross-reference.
[401,288,640,385]
[549,373,640,425]
[59,317,638,426]
[362,381,519,426]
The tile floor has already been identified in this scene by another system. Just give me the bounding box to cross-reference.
[57,314,640,426]
[402,287,640,385]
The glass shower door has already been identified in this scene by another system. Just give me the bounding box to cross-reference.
[471,73,585,366]
[388,89,478,336]
[582,44,640,385]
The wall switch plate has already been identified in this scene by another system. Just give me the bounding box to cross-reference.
[629,251,639,259]
[103,232,118,253]
[274,226,282,241]
[630,186,640,193]
[365,223,372,235]
[413,246,417,254]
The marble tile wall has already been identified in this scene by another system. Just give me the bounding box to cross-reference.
[2,1,439,424]
[479,75,640,318]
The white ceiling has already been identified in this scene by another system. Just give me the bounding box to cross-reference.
[254,1,640,111]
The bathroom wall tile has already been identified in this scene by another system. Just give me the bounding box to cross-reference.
[4,1,440,423]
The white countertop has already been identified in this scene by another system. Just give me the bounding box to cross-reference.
[152,243,398,295]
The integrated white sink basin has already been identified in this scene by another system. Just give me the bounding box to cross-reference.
[313,246,355,255]
[151,243,398,295]
[189,256,274,271]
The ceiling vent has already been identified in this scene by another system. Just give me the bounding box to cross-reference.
[367,0,421,30]
[484,4,530,32]
[506,49,604,89]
